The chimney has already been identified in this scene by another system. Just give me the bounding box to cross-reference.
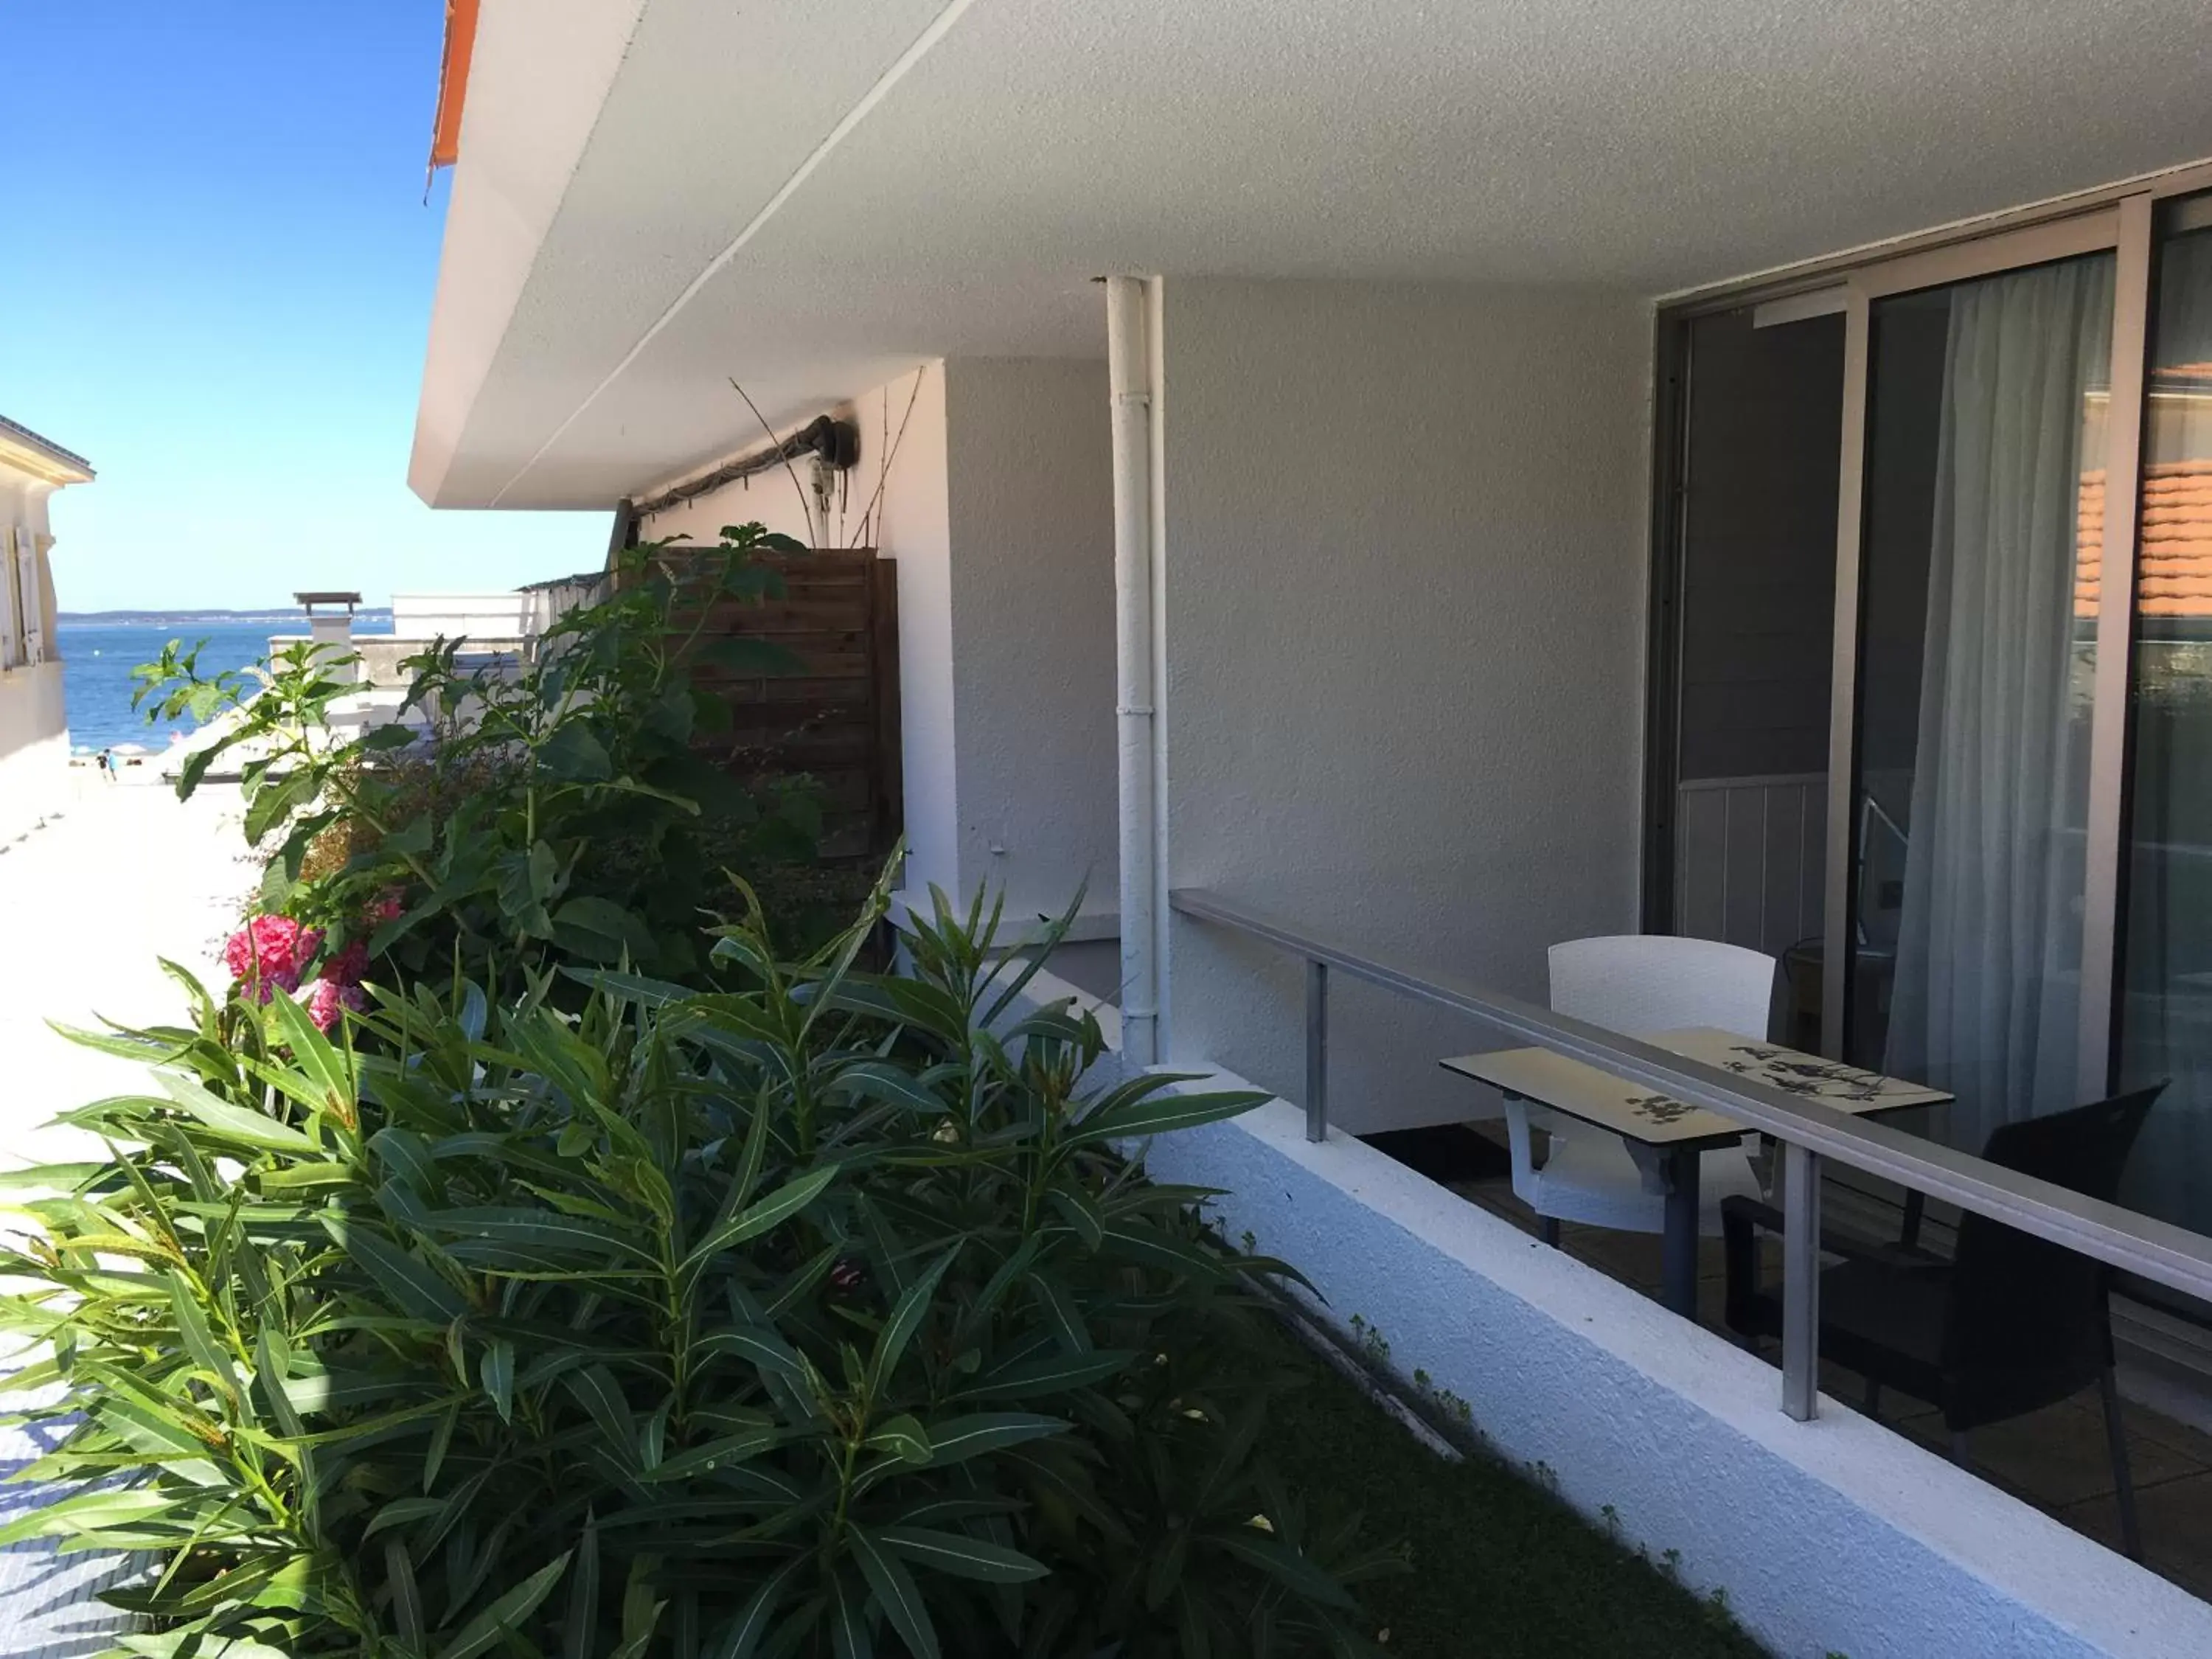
[295,591,364,684]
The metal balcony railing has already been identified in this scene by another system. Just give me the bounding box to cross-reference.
[1169,886,2212,1422]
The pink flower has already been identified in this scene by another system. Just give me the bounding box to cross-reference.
[369,887,406,925]
[305,977,366,1034]
[323,939,371,989]
[223,914,323,1003]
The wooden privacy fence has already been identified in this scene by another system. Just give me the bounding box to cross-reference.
[661,548,902,862]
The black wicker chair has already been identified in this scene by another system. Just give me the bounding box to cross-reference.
[1722,1083,2163,1558]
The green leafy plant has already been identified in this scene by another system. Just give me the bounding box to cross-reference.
[0,886,1397,1656]
[134,525,827,997]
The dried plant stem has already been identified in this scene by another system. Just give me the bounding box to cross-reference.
[848,365,928,549]
[726,376,821,547]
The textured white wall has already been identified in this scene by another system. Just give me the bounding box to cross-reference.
[1146,1093,2212,1659]
[1155,279,1653,1130]
[0,473,68,845]
[879,369,959,900]
[640,360,1114,918]
[944,359,1116,927]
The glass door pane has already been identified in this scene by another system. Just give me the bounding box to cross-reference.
[1849,252,2115,1155]
[1665,305,1843,1048]
[2118,206,2212,1231]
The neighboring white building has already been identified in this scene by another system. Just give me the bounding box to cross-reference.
[409,7,2212,1655]
[0,416,93,847]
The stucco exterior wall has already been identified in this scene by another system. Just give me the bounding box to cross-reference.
[0,473,56,542]
[1155,279,1653,1131]
[943,358,1116,927]
[1,470,69,846]
[641,361,1115,920]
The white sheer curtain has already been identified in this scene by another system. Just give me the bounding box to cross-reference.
[1885,254,2113,1145]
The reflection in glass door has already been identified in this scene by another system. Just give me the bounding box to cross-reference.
[1662,303,1843,1049]
[1848,253,2115,1152]
[2118,209,2212,1231]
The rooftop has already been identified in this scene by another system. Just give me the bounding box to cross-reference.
[2076,459,2212,619]
[0,414,94,485]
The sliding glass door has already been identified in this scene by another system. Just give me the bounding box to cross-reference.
[1652,193,2212,1222]
[2117,202,2212,1231]
[1654,189,2212,1221]
[1845,251,2115,1154]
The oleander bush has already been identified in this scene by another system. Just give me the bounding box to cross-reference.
[0,886,1399,1658]
[133,524,831,1005]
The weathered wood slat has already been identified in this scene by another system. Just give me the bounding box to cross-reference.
[630,549,901,859]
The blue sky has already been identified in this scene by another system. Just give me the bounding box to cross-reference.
[3,4,609,612]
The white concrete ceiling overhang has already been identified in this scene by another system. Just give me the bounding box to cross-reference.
[412,0,2212,509]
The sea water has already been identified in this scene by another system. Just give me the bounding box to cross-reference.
[58,620,393,755]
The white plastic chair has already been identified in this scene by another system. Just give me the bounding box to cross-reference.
[1506,935,1775,1243]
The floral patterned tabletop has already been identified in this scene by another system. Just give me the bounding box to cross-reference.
[1441,1026,1952,1147]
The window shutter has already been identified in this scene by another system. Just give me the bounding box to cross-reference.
[0,531,19,671]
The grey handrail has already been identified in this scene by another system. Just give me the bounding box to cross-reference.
[1169,886,2212,1419]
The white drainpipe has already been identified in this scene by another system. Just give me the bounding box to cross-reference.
[1106,276,1158,1068]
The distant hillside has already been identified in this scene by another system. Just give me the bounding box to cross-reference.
[60,607,396,627]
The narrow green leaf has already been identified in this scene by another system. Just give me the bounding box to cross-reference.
[153,1070,319,1152]
[563,1366,638,1470]
[828,1568,872,1659]
[166,1271,243,1405]
[1026,1271,1093,1353]
[1206,1530,1357,1610]
[320,1214,467,1322]
[423,1402,459,1493]
[0,1486,187,1544]
[916,1413,1070,1467]
[371,1127,440,1196]
[678,1165,836,1290]
[552,897,655,962]
[862,1413,931,1464]
[388,1538,426,1652]
[366,1497,446,1539]
[432,1550,571,1659]
[960,1349,1138,1402]
[481,1338,514,1424]
[829,1060,951,1116]
[880,1526,1051,1584]
[709,1557,804,1659]
[256,1330,306,1439]
[1046,1185,1105,1251]
[696,1326,808,1384]
[263,987,358,1118]
[640,1427,786,1483]
[563,967,695,1009]
[1099,1221,1231,1281]
[869,1245,956,1393]
[850,1526,939,1659]
[1066,1087,1270,1147]
[563,1513,602,1659]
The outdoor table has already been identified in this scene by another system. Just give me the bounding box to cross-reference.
[1440,1027,1952,1319]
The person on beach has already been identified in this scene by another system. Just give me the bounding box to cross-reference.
[96,748,114,782]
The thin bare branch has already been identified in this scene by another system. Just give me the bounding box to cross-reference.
[726,376,820,546]
[847,365,928,549]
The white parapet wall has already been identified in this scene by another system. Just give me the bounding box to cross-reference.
[392,591,539,640]
[1142,1077,2212,1659]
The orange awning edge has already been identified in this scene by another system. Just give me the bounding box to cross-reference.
[430,0,482,171]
